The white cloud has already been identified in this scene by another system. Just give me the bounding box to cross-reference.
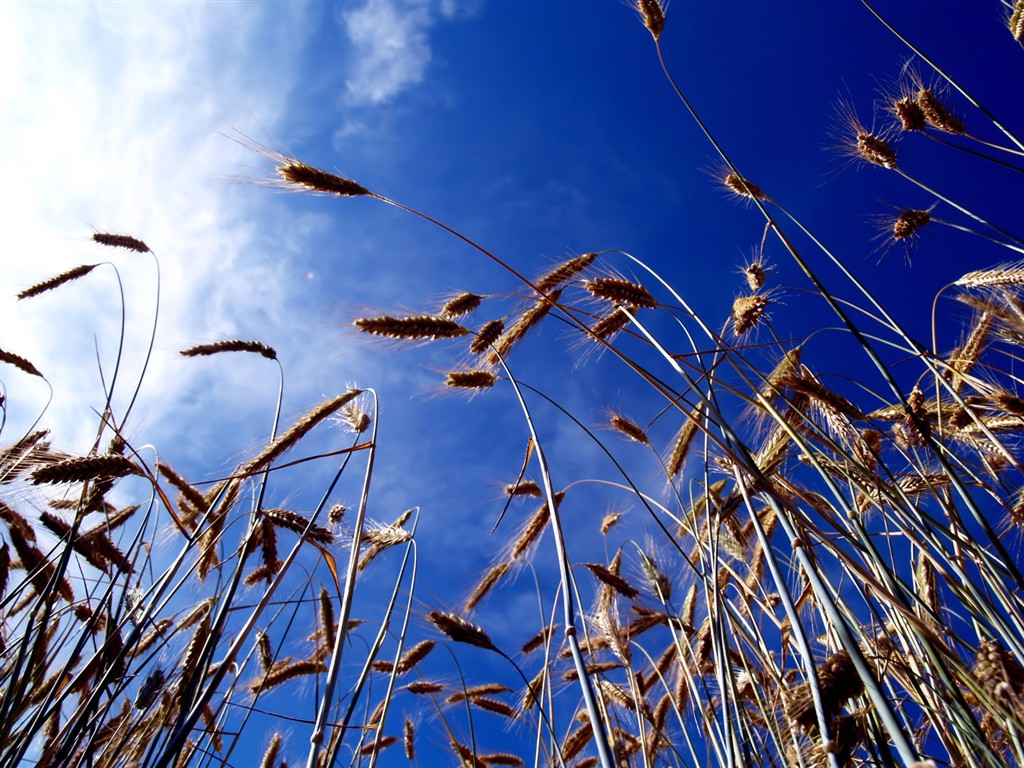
[341,1,435,106]
[0,2,354,458]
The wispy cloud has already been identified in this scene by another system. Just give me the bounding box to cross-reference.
[341,1,434,106]
[340,0,480,107]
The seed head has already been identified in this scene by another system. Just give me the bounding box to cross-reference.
[180,339,277,360]
[891,96,927,131]
[446,370,498,389]
[440,292,484,319]
[355,315,470,341]
[18,264,99,300]
[856,131,898,169]
[584,277,658,309]
[723,172,769,202]
[93,233,150,253]
[731,294,770,335]
[634,0,666,40]
[428,610,498,651]
[892,208,932,240]
[277,160,371,197]
[1012,1,1024,42]
[470,319,505,355]
[917,88,965,135]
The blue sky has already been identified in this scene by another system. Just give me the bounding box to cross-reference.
[2,2,1023,766]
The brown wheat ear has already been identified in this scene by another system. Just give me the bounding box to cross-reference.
[609,413,651,446]
[428,610,498,651]
[723,172,770,202]
[18,264,99,300]
[0,348,43,378]
[731,294,770,335]
[917,87,965,135]
[92,233,150,252]
[277,159,371,197]
[1012,0,1024,42]
[843,106,898,169]
[634,0,666,40]
[742,260,766,291]
[260,734,282,768]
[589,308,633,341]
[470,319,505,355]
[446,370,498,389]
[355,315,470,340]
[505,479,541,497]
[955,265,1024,289]
[585,277,658,309]
[534,252,598,294]
[440,292,484,318]
[31,454,141,484]
[263,508,333,545]
[180,340,277,360]
[892,208,931,240]
[465,561,512,611]
[856,130,898,169]
[891,96,927,132]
